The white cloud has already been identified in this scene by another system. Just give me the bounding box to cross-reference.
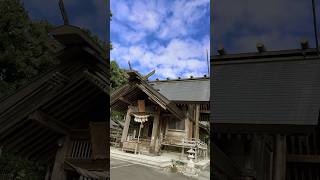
[112,0,166,33]
[111,37,209,79]
[112,0,209,41]
[111,0,210,79]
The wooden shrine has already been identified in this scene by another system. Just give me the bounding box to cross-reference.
[211,48,320,179]
[0,24,109,180]
[111,71,209,160]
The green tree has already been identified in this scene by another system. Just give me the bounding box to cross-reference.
[0,0,106,98]
[110,60,128,122]
[0,0,58,97]
[110,60,127,91]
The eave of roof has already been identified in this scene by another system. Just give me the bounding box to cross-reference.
[211,48,320,65]
[50,25,107,64]
[148,76,209,83]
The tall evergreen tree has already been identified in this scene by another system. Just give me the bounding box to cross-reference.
[0,0,58,97]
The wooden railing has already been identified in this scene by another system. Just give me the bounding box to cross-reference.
[122,138,151,154]
[162,136,208,159]
[110,129,122,147]
[162,136,208,150]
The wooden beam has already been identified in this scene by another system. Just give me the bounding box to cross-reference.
[287,154,320,163]
[272,134,286,180]
[184,106,189,140]
[119,97,132,105]
[83,70,109,95]
[195,104,200,140]
[41,72,86,110]
[200,110,210,113]
[111,84,132,106]
[0,67,61,114]
[58,0,70,25]
[150,107,160,153]
[143,70,155,80]
[64,158,108,171]
[29,111,70,135]
[189,119,193,139]
[188,104,194,139]
[121,106,132,143]
[0,74,84,136]
[51,136,70,180]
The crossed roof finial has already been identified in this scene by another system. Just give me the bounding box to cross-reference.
[58,0,70,25]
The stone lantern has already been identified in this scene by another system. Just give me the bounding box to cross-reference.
[182,148,198,177]
[187,148,196,167]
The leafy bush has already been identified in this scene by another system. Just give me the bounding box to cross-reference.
[0,153,46,179]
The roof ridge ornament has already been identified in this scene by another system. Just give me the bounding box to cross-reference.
[58,0,70,25]
[256,42,266,53]
[143,70,155,80]
[300,39,309,50]
[217,45,226,55]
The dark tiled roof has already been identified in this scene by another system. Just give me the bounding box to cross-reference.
[211,49,320,125]
[148,77,210,102]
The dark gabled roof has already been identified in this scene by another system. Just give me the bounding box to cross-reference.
[148,77,210,102]
[0,25,109,161]
[111,71,186,120]
[211,48,320,126]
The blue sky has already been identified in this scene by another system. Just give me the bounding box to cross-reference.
[212,0,320,54]
[110,0,210,80]
[17,0,320,76]
[21,0,106,41]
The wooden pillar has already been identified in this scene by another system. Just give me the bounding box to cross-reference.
[194,104,200,140]
[189,120,193,139]
[121,106,132,144]
[273,134,286,180]
[188,105,194,139]
[150,107,161,153]
[184,105,190,140]
[243,137,255,180]
[51,136,70,180]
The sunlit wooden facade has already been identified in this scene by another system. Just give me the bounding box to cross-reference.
[111,72,209,160]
